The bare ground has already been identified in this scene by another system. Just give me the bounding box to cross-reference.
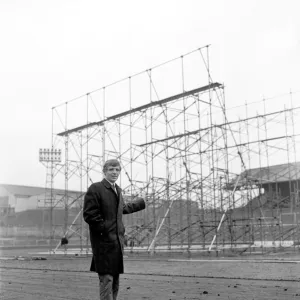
[1,248,300,299]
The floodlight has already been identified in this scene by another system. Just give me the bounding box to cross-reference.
[39,148,62,162]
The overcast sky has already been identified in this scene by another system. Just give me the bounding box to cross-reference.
[0,0,299,188]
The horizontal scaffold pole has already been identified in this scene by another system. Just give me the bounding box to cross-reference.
[57,82,222,137]
[138,106,300,147]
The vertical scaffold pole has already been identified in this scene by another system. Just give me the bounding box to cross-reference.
[86,94,90,255]
[80,131,83,253]
[64,102,69,255]
[197,97,205,247]
[144,111,149,247]
[165,106,171,250]
[129,77,133,227]
[284,106,292,214]
[118,119,121,183]
[149,70,156,251]
[50,108,54,253]
[257,114,264,252]
[179,146,183,248]
[181,55,191,254]
[221,86,229,246]
[245,100,253,254]
[290,92,299,236]
[263,98,271,216]
[207,51,218,253]
[102,88,106,167]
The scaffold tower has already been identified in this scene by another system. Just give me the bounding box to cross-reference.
[46,45,300,255]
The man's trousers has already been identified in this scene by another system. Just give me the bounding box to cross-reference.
[98,274,120,300]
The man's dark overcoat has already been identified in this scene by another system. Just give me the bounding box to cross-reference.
[83,179,145,275]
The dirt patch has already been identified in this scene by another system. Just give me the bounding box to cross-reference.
[1,250,300,299]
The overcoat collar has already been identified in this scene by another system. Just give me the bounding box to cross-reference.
[101,178,121,197]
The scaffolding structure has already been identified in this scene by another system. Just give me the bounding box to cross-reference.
[46,46,300,255]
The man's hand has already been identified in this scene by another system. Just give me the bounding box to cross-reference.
[138,190,148,206]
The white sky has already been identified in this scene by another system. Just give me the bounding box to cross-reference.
[0,0,299,187]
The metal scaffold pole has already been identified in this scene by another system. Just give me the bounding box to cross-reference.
[290,92,299,232]
[64,102,69,254]
[86,94,90,255]
[80,131,83,253]
[50,108,55,252]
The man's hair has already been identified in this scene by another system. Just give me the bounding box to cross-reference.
[103,159,121,173]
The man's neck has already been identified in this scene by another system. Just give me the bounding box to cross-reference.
[104,178,116,186]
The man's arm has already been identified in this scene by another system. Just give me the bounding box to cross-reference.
[83,184,105,232]
[123,195,146,214]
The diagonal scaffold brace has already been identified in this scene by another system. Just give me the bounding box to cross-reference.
[208,174,241,252]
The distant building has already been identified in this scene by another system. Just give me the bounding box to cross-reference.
[0,184,82,214]
[226,162,300,222]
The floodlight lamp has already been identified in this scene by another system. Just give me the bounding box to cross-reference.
[39,148,62,162]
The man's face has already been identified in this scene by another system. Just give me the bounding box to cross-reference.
[104,165,121,183]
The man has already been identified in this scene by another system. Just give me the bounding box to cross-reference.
[83,159,146,300]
